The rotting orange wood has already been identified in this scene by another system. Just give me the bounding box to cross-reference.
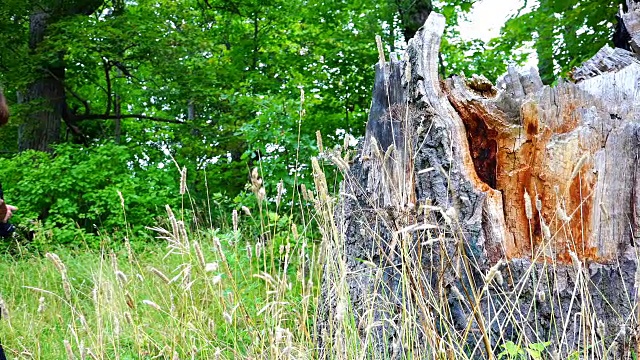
[446,79,600,263]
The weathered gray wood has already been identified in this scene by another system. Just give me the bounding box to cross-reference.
[622,5,640,54]
[571,46,637,82]
[317,9,640,360]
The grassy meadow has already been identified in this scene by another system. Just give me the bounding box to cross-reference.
[0,167,325,359]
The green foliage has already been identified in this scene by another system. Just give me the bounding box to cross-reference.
[0,142,181,248]
[437,1,512,82]
[497,341,551,360]
[0,0,482,223]
[494,0,623,83]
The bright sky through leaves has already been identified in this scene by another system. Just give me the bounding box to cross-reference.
[459,0,538,69]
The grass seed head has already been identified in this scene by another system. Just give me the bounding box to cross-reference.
[450,285,464,301]
[241,205,251,216]
[117,190,125,209]
[115,270,127,284]
[113,316,121,337]
[524,188,533,220]
[257,186,266,202]
[45,252,67,274]
[142,299,161,311]
[276,179,284,207]
[316,130,324,153]
[556,205,571,223]
[62,277,72,301]
[63,339,75,360]
[485,260,504,285]
[232,209,238,232]
[570,153,589,180]
[148,267,171,284]
[541,218,551,240]
[37,296,46,313]
[193,241,206,268]
[250,167,262,189]
[125,292,135,309]
[245,241,252,261]
[180,166,187,195]
[223,311,233,324]
[335,300,346,322]
[205,262,218,272]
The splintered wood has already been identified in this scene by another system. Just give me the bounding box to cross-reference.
[446,58,640,263]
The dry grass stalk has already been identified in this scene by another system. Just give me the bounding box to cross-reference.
[63,339,75,360]
[276,180,284,207]
[524,188,533,220]
[316,130,324,153]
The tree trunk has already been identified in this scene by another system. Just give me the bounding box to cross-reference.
[317,8,640,360]
[395,0,432,41]
[19,10,64,152]
[19,1,103,151]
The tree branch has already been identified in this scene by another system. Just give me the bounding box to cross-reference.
[74,113,185,124]
[103,58,112,116]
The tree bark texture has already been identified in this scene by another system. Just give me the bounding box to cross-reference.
[19,1,103,151]
[317,9,640,359]
[19,10,64,152]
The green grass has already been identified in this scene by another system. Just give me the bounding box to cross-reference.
[0,218,320,359]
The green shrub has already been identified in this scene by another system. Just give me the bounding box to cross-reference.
[0,142,182,249]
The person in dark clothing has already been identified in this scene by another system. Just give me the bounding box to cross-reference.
[0,89,16,360]
[0,88,8,127]
[0,90,17,223]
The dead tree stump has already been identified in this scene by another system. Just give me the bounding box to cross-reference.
[316,8,640,360]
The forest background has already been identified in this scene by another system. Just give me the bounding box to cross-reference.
[0,0,618,246]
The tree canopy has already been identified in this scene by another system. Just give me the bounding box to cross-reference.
[0,0,626,244]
